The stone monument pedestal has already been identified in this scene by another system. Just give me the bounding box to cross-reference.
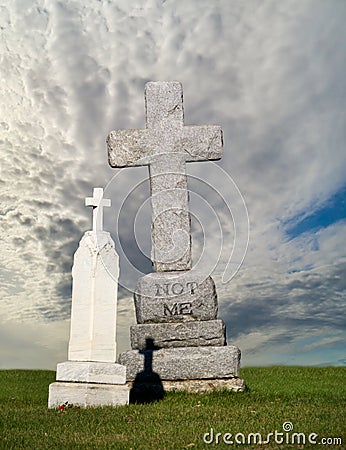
[48,362,129,408]
[49,382,129,408]
[119,272,245,395]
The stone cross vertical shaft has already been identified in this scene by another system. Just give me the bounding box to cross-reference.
[107,81,223,272]
[85,187,111,232]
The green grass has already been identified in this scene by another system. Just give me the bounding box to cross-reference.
[0,367,345,449]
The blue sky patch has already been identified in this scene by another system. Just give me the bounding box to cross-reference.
[285,184,346,239]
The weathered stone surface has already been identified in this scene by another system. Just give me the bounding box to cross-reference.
[48,188,125,408]
[162,378,246,393]
[128,377,246,394]
[119,346,240,381]
[68,229,119,363]
[130,320,226,349]
[107,81,223,272]
[134,271,217,323]
[85,187,111,232]
[48,382,129,408]
[56,361,126,385]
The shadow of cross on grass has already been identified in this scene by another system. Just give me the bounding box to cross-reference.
[130,338,165,404]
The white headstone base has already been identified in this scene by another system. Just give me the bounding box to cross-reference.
[48,381,129,408]
[56,361,126,385]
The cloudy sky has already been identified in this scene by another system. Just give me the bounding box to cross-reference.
[1,0,345,370]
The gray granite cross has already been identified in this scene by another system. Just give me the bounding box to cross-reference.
[107,81,223,272]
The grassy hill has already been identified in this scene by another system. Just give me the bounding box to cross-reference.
[0,367,345,449]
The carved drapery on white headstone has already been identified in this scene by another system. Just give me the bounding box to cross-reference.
[68,189,119,363]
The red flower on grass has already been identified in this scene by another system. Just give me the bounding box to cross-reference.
[58,401,78,412]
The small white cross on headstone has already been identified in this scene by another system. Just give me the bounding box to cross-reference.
[85,187,111,232]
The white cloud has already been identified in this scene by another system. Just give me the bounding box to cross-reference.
[0,0,345,368]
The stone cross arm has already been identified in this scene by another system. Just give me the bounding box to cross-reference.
[107,81,222,168]
[107,125,222,168]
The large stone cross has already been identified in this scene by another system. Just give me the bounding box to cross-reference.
[85,187,111,232]
[107,81,223,272]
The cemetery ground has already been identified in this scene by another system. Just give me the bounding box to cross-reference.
[0,367,345,449]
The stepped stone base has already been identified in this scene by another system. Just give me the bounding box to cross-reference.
[130,319,226,349]
[56,361,126,385]
[48,382,129,408]
[161,377,246,393]
[119,345,241,381]
[48,361,129,408]
[129,377,246,395]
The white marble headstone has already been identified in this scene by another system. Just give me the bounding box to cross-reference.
[48,188,129,408]
[68,188,118,362]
